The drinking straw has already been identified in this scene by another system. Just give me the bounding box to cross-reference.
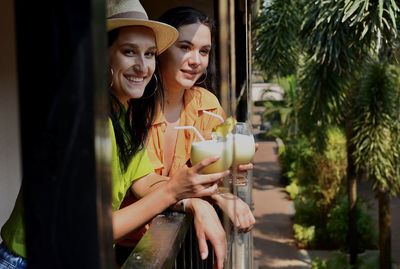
[202,110,224,123]
[175,126,205,141]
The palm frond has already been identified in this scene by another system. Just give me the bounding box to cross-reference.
[253,0,304,78]
[301,0,366,74]
[351,62,400,194]
[343,0,399,49]
[298,60,348,145]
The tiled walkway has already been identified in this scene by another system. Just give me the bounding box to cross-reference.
[252,141,309,268]
[251,139,400,268]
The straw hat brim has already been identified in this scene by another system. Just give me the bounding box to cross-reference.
[107,19,178,54]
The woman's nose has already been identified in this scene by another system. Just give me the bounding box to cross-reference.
[188,51,201,66]
[133,57,145,73]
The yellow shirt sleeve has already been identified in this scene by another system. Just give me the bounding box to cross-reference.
[109,120,154,210]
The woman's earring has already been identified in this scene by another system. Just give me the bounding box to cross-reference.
[141,74,158,99]
[109,68,114,88]
[196,69,207,85]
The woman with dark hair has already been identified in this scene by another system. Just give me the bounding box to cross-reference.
[145,6,256,267]
[150,5,255,230]
[0,2,228,268]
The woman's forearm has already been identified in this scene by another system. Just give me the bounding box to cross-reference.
[112,183,176,241]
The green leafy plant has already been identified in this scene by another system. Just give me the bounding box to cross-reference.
[311,252,350,269]
[311,251,381,269]
[285,180,299,200]
[327,196,377,252]
[278,135,314,185]
[262,75,300,140]
[293,223,315,248]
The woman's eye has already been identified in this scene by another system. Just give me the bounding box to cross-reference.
[200,49,210,56]
[123,49,136,56]
[145,51,156,58]
[180,45,191,51]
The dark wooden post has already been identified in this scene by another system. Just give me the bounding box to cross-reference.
[14,0,114,268]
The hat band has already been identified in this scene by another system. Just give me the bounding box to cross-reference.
[108,11,148,20]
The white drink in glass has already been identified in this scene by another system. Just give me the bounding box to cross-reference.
[231,122,255,186]
[233,133,256,164]
[190,138,233,174]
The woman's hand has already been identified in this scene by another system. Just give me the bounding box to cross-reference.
[167,156,230,201]
[212,193,255,233]
[186,198,226,269]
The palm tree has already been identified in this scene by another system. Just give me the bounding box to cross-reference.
[351,62,400,269]
[253,0,400,268]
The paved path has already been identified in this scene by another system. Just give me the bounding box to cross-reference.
[252,141,309,269]
[251,139,400,268]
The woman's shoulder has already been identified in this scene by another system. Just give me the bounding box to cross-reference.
[189,86,220,106]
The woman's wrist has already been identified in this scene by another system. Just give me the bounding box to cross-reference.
[170,198,189,212]
[164,178,179,205]
[210,193,222,206]
[185,198,211,215]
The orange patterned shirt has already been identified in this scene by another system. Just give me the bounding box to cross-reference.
[146,86,226,176]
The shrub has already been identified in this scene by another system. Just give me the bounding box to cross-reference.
[311,252,349,269]
[326,196,377,252]
[293,223,315,248]
[311,251,380,269]
[285,180,299,199]
[279,135,314,185]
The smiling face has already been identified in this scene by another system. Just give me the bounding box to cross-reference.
[159,22,211,92]
[108,26,157,105]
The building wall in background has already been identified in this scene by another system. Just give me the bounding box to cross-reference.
[142,0,214,20]
[0,0,21,230]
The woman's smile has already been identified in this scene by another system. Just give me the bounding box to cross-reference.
[124,75,146,83]
[181,69,199,79]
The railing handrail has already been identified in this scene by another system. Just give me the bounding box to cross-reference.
[121,211,192,269]
[122,182,254,269]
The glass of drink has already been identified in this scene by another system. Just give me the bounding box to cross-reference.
[233,122,255,164]
[232,122,255,186]
[190,134,233,174]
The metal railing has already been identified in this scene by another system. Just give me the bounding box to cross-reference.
[121,211,215,269]
[121,181,254,269]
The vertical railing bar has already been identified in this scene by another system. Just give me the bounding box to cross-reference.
[189,224,193,269]
[181,236,185,269]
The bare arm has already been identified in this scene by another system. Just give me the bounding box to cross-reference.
[112,156,229,240]
[112,179,176,240]
[185,198,227,269]
[211,193,255,232]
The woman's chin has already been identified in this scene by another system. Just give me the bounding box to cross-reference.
[178,79,197,89]
[126,89,146,100]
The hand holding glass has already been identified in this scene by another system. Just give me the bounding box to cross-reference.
[233,122,255,165]
[189,122,255,175]
[190,135,233,174]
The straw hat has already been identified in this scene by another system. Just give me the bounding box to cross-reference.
[107,0,178,53]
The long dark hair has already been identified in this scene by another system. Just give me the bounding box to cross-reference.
[108,28,162,172]
[157,7,216,92]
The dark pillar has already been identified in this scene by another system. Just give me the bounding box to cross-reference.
[14,0,113,268]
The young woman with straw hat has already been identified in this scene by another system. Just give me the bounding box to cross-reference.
[0,1,228,268]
